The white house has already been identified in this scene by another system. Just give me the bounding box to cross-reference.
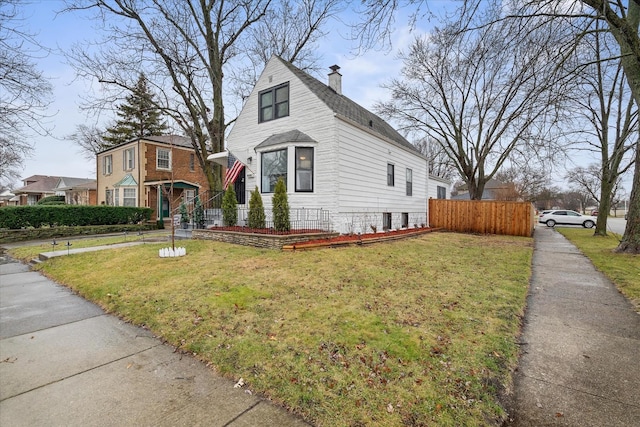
[211,56,449,234]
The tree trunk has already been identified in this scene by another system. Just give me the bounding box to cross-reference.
[615,139,640,253]
[594,171,614,236]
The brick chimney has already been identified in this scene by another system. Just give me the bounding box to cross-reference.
[328,65,342,95]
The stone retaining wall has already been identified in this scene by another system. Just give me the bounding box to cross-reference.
[191,229,339,250]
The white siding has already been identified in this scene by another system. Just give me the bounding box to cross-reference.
[227,58,340,215]
[334,118,428,233]
[226,56,430,234]
[428,175,451,200]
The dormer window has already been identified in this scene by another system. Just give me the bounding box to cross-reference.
[259,83,289,123]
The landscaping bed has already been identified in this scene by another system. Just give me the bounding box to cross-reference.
[282,227,438,250]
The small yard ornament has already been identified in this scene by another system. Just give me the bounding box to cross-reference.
[158,247,187,257]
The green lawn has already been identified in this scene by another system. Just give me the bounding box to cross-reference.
[557,228,640,312]
[16,232,533,426]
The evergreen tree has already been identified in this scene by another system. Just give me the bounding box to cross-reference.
[193,195,205,229]
[222,184,238,226]
[272,178,290,232]
[248,186,265,229]
[103,73,167,146]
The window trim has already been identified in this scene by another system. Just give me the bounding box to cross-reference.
[258,82,290,123]
[105,189,114,206]
[156,147,172,170]
[406,168,412,196]
[260,148,288,194]
[103,155,113,176]
[383,212,392,231]
[123,148,135,171]
[387,163,395,187]
[295,147,314,192]
[122,187,136,207]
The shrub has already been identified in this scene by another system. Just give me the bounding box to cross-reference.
[248,186,266,229]
[0,206,152,229]
[37,196,66,205]
[272,178,290,232]
[179,202,190,223]
[193,196,205,229]
[222,185,237,226]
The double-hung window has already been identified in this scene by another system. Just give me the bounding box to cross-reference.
[103,155,113,175]
[123,188,136,207]
[157,148,171,170]
[406,168,412,196]
[105,189,114,206]
[259,83,289,122]
[437,186,447,199]
[387,163,395,186]
[295,147,313,192]
[261,149,288,193]
[123,148,135,171]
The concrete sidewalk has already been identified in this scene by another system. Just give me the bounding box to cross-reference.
[0,255,308,426]
[505,227,640,426]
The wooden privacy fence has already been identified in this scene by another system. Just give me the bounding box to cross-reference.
[429,199,535,237]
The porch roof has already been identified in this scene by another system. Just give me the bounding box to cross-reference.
[114,174,137,187]
[255,129,316,150]
[144,179,201,190]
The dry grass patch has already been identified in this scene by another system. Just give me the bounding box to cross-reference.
[27,232,532,426]
[557,228,640,312]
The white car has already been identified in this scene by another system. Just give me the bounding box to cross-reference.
[538,210,595,228]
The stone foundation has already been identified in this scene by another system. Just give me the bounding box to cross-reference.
[191,229,339,250]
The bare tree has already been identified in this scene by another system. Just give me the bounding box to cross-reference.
[559,17,638,235]
[229,0,343,103]
[494,165,549,203]
[355,0,640,252]
[67,124,108,161]
[566,164,623,212]
[0,0,53,186]
[376,5,566,199]
[63,0,341,193]
[412,137,457,181]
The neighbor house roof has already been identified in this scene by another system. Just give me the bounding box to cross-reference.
[57,179,97,191]
[57,177,96,190]
[255,129,316,150]
[276,56,421,156]
[98,135,193,154]
[13,176,61,194]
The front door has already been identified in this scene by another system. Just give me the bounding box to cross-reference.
[162,197,169,219]
[234,168,246,204]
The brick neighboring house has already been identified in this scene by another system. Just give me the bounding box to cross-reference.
[13,175,95,205]
[96,135,209,222]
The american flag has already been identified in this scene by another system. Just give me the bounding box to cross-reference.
[223,158,244,189]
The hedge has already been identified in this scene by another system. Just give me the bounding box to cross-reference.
[37,196,66,205]
[0,224,158,244]
[0,205,152,230]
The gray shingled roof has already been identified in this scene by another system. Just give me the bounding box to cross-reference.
[255,129,316,150]
[276,56,421,155]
